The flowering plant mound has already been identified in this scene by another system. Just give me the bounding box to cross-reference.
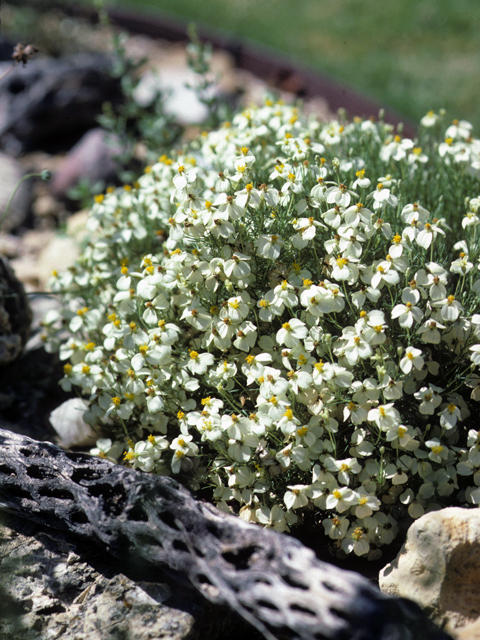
[43,101,480,559]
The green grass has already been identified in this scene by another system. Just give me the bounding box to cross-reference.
[106,0,480,132]
[6,0,480,131]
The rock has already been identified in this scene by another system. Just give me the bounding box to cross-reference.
[0,233,22,259]
[10,230,83,290]
[0,257,32,366]
[379,507,480,633]
[31,193,63,218]
[453,617,480,640]
[0,53,122,153]
[49,398,96,448]
[49,128,123,198]
[0,508,259,640]
[134,67,211,125]
[35,235,82,286]
[127,38,236,125]
[66,209,89,240]
[0,513,197,640]
[0,152,31,231]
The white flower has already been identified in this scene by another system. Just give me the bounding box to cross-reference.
[370,260,400,289]
[450,253,473,275]
[341,525,370,556]
[256,233,284,259]
[416,221,445,249]
[258,366,289,397]
[291,216,325,248]
[257,289,284,322]
[322,515,349,540]
[281,170,304,195]
[325,486,355,512]
[180,304,212,330]
[438,402,462,430]
[368,403,401,431]
[414,385,443,415]
[399,347,424,374]
[131,342,171,371]
[300,283,335,316]
[338,225,366,258]
[417,319,445,344]
[354,488,381,518]
[425,438,449,463]
[276,318,308,347]
[221,294,250,322]
[223,252,251,279]
[326,183,355,208]
[233,321,257,351]
[380,135,414,162]
[401,202,430,224]
[274,279,298,308]
[391,290,423,328]
[256,392,290,421]
[90,438,124,463]
[470,344,480,365]
[284,485,309,510]
[170,434,199,473]
[330,257,359,282]
[256,505,290,532]
[433,295,463,322]
[445,119,473,140]
[370,182,398,211]
[187,350,214,375]
[420,110,439,127]
[335,326,372,365]
[324,456,361,485]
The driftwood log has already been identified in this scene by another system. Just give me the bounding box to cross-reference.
[0,428,451,640]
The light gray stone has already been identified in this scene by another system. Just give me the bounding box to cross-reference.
[379,507,480,633]
[49,398,96,448]
[0,513,197,640]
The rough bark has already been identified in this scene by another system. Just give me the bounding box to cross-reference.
[0,428,452,640]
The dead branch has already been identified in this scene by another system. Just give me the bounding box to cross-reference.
[0,428,451,640]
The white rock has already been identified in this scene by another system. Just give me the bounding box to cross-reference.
[49,398,97,448]
[379,507,480,632]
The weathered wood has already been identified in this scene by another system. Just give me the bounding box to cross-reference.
[0,428,451,640]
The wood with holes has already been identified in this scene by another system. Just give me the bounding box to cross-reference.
[0,428,451,640]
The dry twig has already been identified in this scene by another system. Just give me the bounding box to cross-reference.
[0,428,452,640]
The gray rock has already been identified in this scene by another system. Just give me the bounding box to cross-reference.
[0,513,199,640]
[0,256,32,365]
[379,507,480,633]
[0,151,31,231]
[0,53,122,153]
[49,128,122,198]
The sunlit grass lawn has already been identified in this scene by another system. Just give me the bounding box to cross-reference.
[109,0,480,131]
